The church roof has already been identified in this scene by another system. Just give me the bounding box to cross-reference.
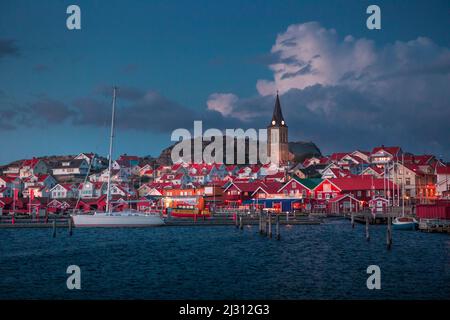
[270,92,286,127]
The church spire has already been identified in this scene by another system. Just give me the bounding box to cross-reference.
[270,91,286,127]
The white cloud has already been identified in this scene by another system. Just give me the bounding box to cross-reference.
[256,22,378,96]
[205,21,450,157]
[206,93,238,117]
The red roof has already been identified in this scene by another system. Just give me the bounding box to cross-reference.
[436,166,450,174]
[264,172,285,180]
[371,146,401,156]
[225,181,264,193]
[21,158,41,169]
[252,182,283,195]
[328,177,396,191]
[403,155,435,165]
[329,153,349,161]
[0,176,15,183]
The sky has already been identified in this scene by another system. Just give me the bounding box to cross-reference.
[0,0,449,164]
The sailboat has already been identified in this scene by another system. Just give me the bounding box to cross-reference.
[72,87,165,227]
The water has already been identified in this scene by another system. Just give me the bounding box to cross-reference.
[0,219,448,299]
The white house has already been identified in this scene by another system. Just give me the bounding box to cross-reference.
[436,166,450,198]
[370,146,402,166]
[52,159,89,176]
[50,184,78,199]
[78,181,107,198]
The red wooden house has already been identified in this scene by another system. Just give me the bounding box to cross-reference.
[222,181,263,207]
[313,177,397,210]
[328,194,362,214]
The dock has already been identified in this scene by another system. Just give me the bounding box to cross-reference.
[0,212,322,228]
[418,219,450,233]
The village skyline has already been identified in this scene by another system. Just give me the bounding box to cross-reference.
[1,0,450,164]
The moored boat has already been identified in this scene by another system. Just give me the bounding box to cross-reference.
[71,87,165,227]
[392,217,418,230]
[72,210,164,227]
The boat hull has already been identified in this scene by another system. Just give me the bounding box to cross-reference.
[72,213,164,227]
[392,220,418,230]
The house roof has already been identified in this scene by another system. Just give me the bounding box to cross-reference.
[0,175,15,183]
[371,146,401,156]
[329,153,349,162]
[328,177,396,191]
[252,182,283,195]
[328,193,361,203]
[224,181,264,193]
[436,166,450,174]
[293,177,323,190]
[21,158,41,169]
[52,159,86,169]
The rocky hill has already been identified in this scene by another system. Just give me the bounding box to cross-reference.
[157,137,321,165]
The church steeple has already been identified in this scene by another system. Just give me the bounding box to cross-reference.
[267,92,289,166]
[270,91,287,127]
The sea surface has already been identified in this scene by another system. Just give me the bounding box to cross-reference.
[0,219,448,299]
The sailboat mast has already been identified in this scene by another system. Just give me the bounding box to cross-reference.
[106,87,117,214]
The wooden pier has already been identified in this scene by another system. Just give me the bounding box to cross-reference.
[418,219,450,233]
[0,212,322,228]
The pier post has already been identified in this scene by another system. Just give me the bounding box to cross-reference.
[262,212,266,236]
[386,216,392,250]
[276,214,280,240]
[52,219,56,238]
[351,212,355,229]
[239,214,243,230]
[268,212,272,238]
[365,214,370,241]
[286,211,289,223]
[235,212,239,229]
[68,218,72,236]
[259,210,262,234]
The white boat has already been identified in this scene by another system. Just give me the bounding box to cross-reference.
[72,87,165,227]
[72,211,164,227]
[392,217,418,230]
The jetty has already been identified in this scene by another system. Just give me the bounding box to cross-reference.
[0,211,322,228]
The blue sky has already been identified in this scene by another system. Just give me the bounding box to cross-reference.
[0,0,449,163]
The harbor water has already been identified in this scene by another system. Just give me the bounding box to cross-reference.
[0,219,448,299]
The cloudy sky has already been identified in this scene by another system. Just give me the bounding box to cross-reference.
[0,0,449,164]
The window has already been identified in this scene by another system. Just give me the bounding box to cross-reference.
[406,178,411,185]
[357,191,362,197]
[325,193,330,199]
[366,190,371,197]
[292,182,296,189]
[317,193,322,200]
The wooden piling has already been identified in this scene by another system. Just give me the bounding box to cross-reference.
[52,219,56,238]
[68,218,72,236]
[239,215,243,230]
[235,212,239,228]
[351,213,355,229]
[259,210,263,234]
[262,212,266,236]
[276,214,280,240]
[268,212,272,238]
[386,216,392,249]
[365,214,370,241]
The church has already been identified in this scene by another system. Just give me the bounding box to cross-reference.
[267,93,290,166]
